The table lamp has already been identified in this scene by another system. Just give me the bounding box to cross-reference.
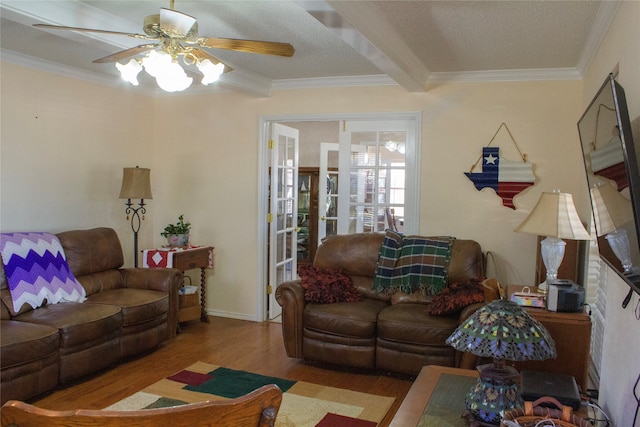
[514,190,591,294]
[446,299,557,426]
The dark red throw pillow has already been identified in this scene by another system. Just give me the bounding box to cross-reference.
[298,264,361,304]
[427,280,485,316]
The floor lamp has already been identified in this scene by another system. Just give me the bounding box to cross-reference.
[119,166,153,267]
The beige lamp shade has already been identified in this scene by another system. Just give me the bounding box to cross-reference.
[590,182,633,236]
[119,167,153,200]
[514,190,591,240]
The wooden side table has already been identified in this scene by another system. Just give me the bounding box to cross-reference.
[172,247,213,323]
[143,246,214,325]
[507,285,592,392]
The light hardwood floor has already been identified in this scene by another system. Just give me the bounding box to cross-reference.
[31,316,415,427]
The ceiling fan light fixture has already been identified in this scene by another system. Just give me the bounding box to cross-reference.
[197,59,225,85]
[116,58,143,85]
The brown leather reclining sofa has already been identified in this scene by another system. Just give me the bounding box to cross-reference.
[276,232,485,376]
[0,227,183,404]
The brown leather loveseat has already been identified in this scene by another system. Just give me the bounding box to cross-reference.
[0,227,183,404]
[276,232,485,376]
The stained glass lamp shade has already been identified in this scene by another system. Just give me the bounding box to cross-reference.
[446,299,557,426]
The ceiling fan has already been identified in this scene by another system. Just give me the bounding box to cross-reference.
[33,0,295,91]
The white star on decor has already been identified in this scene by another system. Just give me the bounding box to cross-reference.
[485,154,497,164]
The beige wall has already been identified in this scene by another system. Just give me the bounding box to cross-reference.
[0,63,157,263]
[579,1,640,425]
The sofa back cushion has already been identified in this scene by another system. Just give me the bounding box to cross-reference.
[57,228,124,277]
[314,233,385,277]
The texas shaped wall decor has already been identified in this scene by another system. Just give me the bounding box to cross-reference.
[464,123,535,210]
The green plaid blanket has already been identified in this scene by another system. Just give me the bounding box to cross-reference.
[372,231,454,295]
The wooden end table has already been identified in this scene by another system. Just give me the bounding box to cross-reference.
[143,246,214,325]
[171,246,213,324]
[507,285,592,391]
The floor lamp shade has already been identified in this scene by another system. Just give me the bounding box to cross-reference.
[119,167,153,200]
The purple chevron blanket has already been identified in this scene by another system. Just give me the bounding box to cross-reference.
[0,232,86,313]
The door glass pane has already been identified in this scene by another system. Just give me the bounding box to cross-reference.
[345,127,408,233]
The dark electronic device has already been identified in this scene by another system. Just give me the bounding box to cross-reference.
[546,279,585,312]
[578,74,640,306]
[520,370,582,410]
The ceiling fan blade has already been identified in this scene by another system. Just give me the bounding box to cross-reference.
[197,37,295,57]
[92,44,157,63]
[188,49,233,73]
[160,8,197,38]
[33,23,153,40]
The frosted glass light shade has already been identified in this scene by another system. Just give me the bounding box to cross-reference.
[116,59,143,85]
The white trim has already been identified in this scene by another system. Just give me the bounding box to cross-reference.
[576,1,622,76]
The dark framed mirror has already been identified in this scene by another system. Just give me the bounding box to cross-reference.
[578,74,640,306]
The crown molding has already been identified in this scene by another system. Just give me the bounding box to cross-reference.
[427,68,583,84]
[1,48,157,96]
[576,0,622,75]
[3,48,586,97]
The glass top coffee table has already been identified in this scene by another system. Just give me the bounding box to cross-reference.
[390,365,477,427]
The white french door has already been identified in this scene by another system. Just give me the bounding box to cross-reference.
[337,120,417,235]
[268,124,299,320]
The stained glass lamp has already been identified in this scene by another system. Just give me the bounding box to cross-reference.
[446,299,557,426]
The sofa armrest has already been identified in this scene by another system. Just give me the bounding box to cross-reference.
[119,268,183,339]
[275,279,306,358]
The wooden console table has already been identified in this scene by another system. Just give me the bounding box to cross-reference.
[143,246,214,324]
[507,285,592,391]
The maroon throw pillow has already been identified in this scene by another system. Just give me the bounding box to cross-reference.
[427,280,485,316]
[298,264,361,304]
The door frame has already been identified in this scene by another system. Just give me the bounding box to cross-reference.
[257,112,421,321]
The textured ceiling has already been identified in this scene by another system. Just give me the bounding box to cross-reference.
[0,0,616,96]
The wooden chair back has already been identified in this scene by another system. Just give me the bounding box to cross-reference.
[1,384,282,427]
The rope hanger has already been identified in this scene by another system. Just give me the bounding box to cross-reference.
[469,122,528,173]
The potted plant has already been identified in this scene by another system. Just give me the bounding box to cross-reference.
[161,214,191,247]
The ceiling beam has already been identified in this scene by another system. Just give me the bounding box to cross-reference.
[299,0,428,92]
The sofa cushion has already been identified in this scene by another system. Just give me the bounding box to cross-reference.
[16,302,122,348]
[304,298,388,339]
[298,264,361,304]
[427,280,485,316]
[57,228,124,277]
[0,320,59,368]
[86,288,168,326]
[377,303,458,346]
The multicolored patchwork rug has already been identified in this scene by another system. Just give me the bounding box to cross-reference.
[105,361,395,427]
